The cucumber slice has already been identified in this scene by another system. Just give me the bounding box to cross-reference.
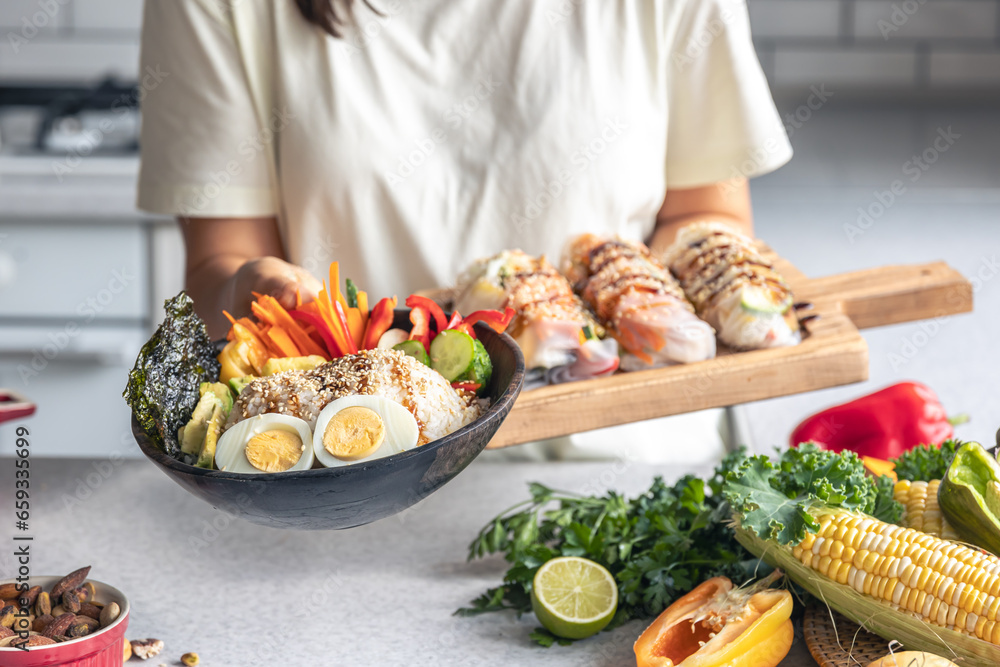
[740,286,789,314]
[393,339,431,366]
[457,339,492,389]
[429,330,476,381]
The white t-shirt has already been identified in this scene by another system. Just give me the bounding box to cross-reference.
[137,0,791,299]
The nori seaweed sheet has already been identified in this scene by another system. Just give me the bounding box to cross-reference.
[123,292,220,456]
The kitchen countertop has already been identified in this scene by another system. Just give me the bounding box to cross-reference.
[1,455,824,667]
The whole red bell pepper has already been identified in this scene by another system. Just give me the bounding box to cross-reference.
[789,381,962,459]
[461,308,515,333]
[361,296,397,349]
[405,295,447,333]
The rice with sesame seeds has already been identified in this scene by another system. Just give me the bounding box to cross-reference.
[225,349,486,445]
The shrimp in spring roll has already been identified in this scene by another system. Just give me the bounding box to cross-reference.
[454,250,619,386]
[563,235,716,370]
[661,221,800,349]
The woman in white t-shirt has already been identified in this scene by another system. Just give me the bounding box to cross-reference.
[138,0,791,460]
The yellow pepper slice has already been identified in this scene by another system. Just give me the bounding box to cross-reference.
[634,575,793,667]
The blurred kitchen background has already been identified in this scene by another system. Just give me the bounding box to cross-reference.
[0,0,998,456]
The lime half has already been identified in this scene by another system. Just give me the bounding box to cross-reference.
[530,556,618,639]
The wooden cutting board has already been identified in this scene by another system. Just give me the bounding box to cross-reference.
[484,247,972,449]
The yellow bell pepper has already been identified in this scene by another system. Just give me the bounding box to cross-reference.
[633,575,793,667]
[218,340,254,384]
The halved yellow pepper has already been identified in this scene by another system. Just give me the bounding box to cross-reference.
[218,339,254,384]
[634,575,793,667]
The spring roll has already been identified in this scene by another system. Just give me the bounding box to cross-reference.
[454,250,619,386]
[661,221,801,349]
[563,234,716,369]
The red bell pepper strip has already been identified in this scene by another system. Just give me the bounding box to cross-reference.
[405,295,447,333]
[445,311,463,330]
[408,306,432,353]
[461,307,515,333]
[451,381,481,393]
[789,381,962,459]
[290,309,340,357]
[456,322,476,339]
[361,296,397,349]
[332,301,358,354]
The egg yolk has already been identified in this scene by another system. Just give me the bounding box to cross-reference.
[323,406,386,461]
[244,429,304,472]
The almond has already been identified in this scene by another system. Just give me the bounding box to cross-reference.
[50,567,91,600]
[23,634,57,647]
[20,585,41,609]
[32,614,53,632]
[0,626,13,639]
[79,602,102,621]
[42,612,75,638]
[0,584,19,600]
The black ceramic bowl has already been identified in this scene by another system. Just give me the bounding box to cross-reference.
[132,312,524,530]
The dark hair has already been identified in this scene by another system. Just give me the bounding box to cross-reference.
[294,0,379,37]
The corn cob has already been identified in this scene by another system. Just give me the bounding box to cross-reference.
[894,480,959,540]
[793,511,1000,641]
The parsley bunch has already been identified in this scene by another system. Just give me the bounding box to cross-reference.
[457,451,755,645]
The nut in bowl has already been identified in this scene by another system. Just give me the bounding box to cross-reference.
[0,570,130,667]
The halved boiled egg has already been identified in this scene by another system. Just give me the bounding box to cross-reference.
[312,396,420,468]
[216,414,315,474]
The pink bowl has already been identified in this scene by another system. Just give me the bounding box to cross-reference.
[0,576,129,667]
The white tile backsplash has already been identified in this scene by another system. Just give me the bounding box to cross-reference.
[0,37,139,83]
[72,0,143,32]
[748,0,842,39]
[853,0,998,40]
[773,49,918,87]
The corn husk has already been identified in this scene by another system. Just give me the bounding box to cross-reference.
[734,525,1000,667]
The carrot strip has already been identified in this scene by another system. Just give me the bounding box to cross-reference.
[333,301,359,354]
[265,327,302,358]
[318,287,355,355]
[329,262,348,310]
[295,289,303,309]
[346,309,365,349]
[251,301,277,327]
[258,294,327,358]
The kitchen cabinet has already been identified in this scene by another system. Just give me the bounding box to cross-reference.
[0,217,184,457]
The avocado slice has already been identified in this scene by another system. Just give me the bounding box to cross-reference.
[179,392,222,456]
[939,441,1000,555]
[200,381,234,415]
[195,403,224,469]
[261,355,327,376]
[228,375,256,396]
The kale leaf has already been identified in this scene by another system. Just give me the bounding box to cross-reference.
[890,439,963,482]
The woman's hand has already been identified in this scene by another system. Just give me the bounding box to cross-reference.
[179,216,323,338]
[225,255,323,318]
[649,178,754,254]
